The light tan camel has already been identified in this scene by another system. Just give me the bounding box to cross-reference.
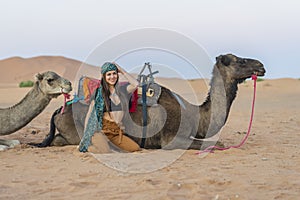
[0,71,72,151]
[38,54,265,149]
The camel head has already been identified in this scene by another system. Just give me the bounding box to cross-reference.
[215,54,265,81]
[35,71,72,98]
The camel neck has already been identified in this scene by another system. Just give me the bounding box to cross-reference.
[0,83,51,135]
[199,66,239,138]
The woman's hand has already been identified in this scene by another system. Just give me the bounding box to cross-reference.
[112,62,138,93]
[112,62,124,74]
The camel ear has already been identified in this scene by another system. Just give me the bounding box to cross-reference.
[219,55,231,66]
[35,73,44,81]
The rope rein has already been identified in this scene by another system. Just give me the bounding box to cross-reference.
[60,93,70,114]
[196,74,258,155]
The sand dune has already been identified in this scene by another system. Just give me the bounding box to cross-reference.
[0,56,300,199]
[0,56,97,85]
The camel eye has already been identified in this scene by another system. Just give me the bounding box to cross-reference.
[47,78,54,84]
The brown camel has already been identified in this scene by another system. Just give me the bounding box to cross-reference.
[37,54,265,149]
[0,71,72,151]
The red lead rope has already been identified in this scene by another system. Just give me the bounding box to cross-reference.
[196,74,258,155]
[60,93,71,114]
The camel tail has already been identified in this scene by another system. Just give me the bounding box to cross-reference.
[32,107,62,147]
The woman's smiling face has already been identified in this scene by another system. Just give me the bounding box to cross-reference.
[105,70,118,86]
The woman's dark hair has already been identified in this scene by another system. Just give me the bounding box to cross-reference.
[101,72,119,112]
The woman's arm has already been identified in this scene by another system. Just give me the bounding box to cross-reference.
[113,62,138,93]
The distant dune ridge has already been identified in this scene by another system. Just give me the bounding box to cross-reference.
[1,55,299,105]
[0,56,97,84]
[0,56,206,84]
[0,55,212,104]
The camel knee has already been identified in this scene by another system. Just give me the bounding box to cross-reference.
[0,145,9,151]
[0,139,20,147]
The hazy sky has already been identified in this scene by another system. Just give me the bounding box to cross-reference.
[0,0,299,79]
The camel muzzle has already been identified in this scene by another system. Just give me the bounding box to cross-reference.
[255,68,266,76]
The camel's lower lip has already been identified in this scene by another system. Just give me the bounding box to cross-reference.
[254,69,266,76]
[254,72,264,77]
[61,88,72,93]
[257,72,265,76]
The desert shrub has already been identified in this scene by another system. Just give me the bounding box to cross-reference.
[19,80,34,88]
[256,78,264,82]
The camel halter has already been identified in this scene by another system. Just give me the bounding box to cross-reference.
[195,74,258,155]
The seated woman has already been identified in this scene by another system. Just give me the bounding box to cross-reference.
[78,62,140,153]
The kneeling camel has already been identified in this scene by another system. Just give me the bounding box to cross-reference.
[37,54,265,150]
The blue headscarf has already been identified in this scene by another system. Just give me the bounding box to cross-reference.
[101,62,118,74]
[78,62,117,152]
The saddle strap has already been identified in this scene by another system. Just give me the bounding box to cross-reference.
[140,83,147,148]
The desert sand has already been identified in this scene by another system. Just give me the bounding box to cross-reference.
[0,57,299,199]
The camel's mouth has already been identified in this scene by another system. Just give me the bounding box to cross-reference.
[61,87,72,94]
[253,67,266,77]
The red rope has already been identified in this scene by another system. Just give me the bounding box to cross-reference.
[60,93,70,114]
[196,74,258,155]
